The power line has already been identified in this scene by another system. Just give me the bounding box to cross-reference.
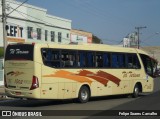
[7,0,29,16]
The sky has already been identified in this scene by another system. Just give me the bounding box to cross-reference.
[21,0,160,46]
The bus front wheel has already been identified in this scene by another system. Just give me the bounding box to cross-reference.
[132,84,140,98]
[78,86,90,103]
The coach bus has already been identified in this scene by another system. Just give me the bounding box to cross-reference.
[4,43,157,103]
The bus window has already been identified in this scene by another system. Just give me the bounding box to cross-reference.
[112,53,125,68]
[140,54,156,77]
[78,51,94,68]
[126,54,141,69]
[61,50,76,68]
[78,51,86,67]
[133,54,141,69]
[96,52,103,68]
[41,49,60,68]
[86,52,94,67]
[126,54,133,68]
[118,54,125,68]
[103,53,111,68]
[5,44,34,61]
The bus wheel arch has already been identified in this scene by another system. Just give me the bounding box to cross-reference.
[77,84,91,103]
[132,82,142,98]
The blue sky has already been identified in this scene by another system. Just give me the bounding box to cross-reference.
[25,0,160,46]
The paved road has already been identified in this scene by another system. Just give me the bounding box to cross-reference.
[0,78,159,118]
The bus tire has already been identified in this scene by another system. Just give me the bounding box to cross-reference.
[78,86,90,103]
[132,84,140,98]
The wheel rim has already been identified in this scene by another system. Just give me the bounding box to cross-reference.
[81,90,88,101]
[135,87,139,95]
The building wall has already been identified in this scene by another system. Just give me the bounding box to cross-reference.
[0,0,72,46]
[70,29,92,43]
[0,0,72,85]
[123,32,138,48]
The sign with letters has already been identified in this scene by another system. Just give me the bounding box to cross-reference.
[5,25,25,43]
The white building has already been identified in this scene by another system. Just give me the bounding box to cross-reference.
[0,0,72,46]
[0,0,72,85]
[123,32,138,48]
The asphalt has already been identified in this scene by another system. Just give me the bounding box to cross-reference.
[0,85,5,99]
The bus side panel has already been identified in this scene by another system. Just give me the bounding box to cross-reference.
[41,65,58,99]
[41,66,78,99]
[142,76,154,93]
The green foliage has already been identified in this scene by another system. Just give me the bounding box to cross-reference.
[92,35,103,44]
[0,47,4,58]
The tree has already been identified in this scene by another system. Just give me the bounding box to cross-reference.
[92,35,103,44]
[0,47,4,58]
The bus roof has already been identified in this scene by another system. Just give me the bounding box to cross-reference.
[12,42,149,55]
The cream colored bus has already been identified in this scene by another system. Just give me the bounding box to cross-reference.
[4,43,157,103]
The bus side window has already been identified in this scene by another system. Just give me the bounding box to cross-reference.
[112,53,125,68]
[79,52,86,67]
[41,49,52,67]
[86,52,94,67]
[51,50,61,68]
[126,54,133,68]
[61,50,76,68]
[112,54,119,68]
[96,52,103,68]
[41,49,61,68]
[133,54,141,69]
[118,54,125,68]
[103,53,110,68]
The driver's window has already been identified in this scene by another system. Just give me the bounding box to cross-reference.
[140,54,152,76]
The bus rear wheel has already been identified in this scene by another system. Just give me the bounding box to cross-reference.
[78,86,90,103]
[132,84,140,98]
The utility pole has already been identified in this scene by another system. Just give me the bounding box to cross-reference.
[135,26,147,49]
[2,0,7,59]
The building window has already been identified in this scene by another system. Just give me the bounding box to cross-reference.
[58,32,62,42]
[37,28,41,40]
[45,30,48,41]
[27,27,33,39]
[51,31,55,42]
[67,33,69,38]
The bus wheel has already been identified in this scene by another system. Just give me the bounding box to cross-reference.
[132,84,140,98]
[78,86,90,103]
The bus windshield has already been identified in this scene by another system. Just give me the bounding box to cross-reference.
[5,44,34,61]
[140,54,157,77]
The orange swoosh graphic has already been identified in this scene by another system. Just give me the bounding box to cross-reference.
[43,70,121,86]
[43,70,92,85]
[97,71,121,86]
[7,71,24,77]
[77,70,109,86]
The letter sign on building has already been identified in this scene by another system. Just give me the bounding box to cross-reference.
[6,25,23,38]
